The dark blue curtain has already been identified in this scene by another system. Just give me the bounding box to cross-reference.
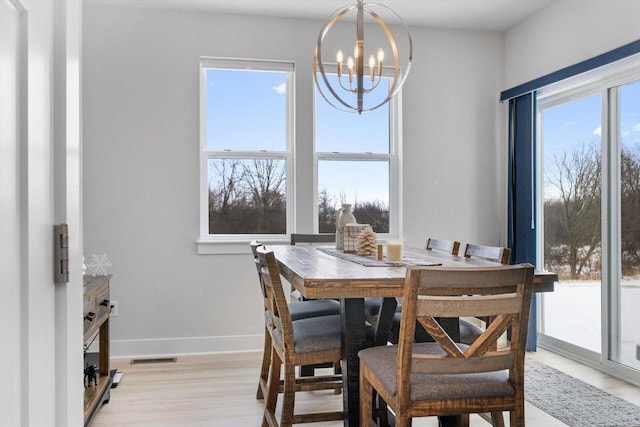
[508,93,536,265]
[507,92,538,350]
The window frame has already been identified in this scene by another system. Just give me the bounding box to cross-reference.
[313,72,402,237]
[198,58,295,253]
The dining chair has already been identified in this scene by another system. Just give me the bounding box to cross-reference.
[290,233,335,246]
[250,241,341,400]
[359,264,535,427]
[288,234,343,378]
[255,245,345,426]
[464,242,511,265]
[425,237,460,255]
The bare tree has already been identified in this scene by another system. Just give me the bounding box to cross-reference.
[318,189,337,233]
[208,158,286,234]
[621,142,640,274]
[242,158,286,233]
[545,141,601,279]
[208,159,244,233]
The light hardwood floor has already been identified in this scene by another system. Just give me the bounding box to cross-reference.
[92,349,639,426]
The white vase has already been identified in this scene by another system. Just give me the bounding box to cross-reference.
[336,203,357,250]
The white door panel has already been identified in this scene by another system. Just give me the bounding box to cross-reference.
[0,0,22,423]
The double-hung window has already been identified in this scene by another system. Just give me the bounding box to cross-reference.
[199,58,294,243]
[315,73,400,235]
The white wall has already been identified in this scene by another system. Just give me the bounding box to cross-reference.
[82,5,506,356]
[505,0,640,89]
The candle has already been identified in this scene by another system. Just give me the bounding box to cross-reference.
[387,240,403,262]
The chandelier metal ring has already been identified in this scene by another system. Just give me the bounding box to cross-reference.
[313,0,413,114]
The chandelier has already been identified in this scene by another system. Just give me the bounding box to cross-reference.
[313,0,413,114]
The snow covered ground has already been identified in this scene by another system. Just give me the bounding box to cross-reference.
[541,279,640,370]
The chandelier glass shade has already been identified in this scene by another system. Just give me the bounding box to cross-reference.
[313,0,413,114]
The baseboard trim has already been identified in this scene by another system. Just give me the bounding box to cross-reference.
[109,334,263,359]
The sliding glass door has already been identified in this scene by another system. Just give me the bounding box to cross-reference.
[538,93,602,355]
[612,79,640,371]
[538,74,640,380]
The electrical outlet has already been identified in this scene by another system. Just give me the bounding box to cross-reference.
[110,300,118,317]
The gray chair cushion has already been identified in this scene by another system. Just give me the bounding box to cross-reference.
[272,314,376,354]
[289,299,340,321]
[272,314,342,354]
[459,318,484,345]
[358,342,514,401]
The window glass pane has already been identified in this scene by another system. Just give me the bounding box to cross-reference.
[208,158,286,234]
[615,79,640,370]
[206,69,287,151]
[315,75,390,153]
[318,160,389,233]
[540,94,602,353]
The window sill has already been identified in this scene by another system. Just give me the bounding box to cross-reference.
[196,238,289,255]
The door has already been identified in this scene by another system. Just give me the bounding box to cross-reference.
[0,0,84,425]
[0,1,23,423]
[537,70,640,385]
[538,93,603,355]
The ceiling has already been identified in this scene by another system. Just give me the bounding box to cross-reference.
[86,0,558,32]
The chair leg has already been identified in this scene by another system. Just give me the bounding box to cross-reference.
[360,368,373,427]
[510,402,525,427]
[263,350,281,427]
[491,411,505,427]
[375,393,389,427]
[257,328,272,400]
[395,414,410,427]
[333,362,342,395]
[280,360,296,427]
[457,414,469,427]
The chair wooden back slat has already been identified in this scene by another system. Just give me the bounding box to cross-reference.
[425,237,460,255]
[290,233,335,245]
[463,243,511,264]
[415,294,523,318]
[396,264,534,401]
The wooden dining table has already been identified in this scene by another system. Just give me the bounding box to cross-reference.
[269,244,557,427]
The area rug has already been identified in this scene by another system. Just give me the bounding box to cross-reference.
[525,358,640,426]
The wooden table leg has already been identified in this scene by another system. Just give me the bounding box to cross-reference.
[374,297,398,346]
[340,298,366,427]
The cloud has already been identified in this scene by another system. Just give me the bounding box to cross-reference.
[633,123,640,132]
[593,126,601,136]
[272,83,286,95]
